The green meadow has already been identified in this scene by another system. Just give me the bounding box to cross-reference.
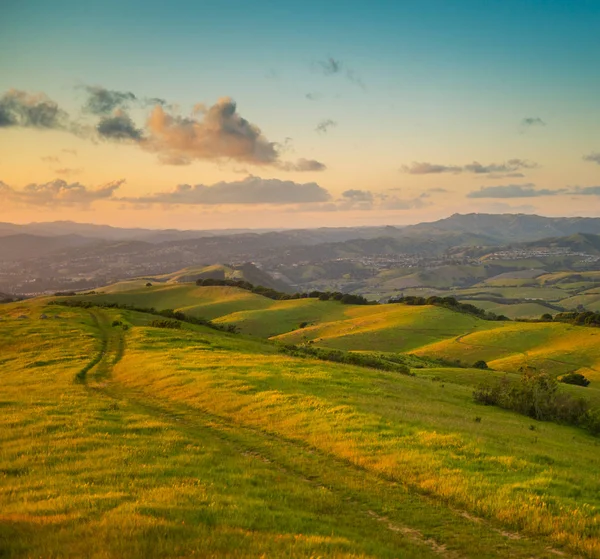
[2,285,600,557]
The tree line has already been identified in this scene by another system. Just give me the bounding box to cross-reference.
[195,278,373,304]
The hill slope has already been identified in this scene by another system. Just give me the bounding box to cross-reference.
[1,298,600,557]
[75,282,600,378]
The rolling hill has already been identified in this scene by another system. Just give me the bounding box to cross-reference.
[2,294,600,557]
[74,281,600,379]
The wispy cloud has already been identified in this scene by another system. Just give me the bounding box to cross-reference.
[521,117,546,128]
[277,158,327,172]
[315,57,366,90]
[583,152,600,165]
[571,185,600,196]
[467,183,565,198]
[119,176,331,206]
[315,119,337,134]
[82,86,137,115]
[401,159,537,176]
[0,179,122,207]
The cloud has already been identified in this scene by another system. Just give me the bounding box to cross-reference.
[315,58,366,90]
[54,168,83,177]
[467,183,565,198]
[277,158,327,172]
[332,189,375,211]
[1,87,324,170]
[381,195,429,210]
[316,119,337,134]
[142,98,280,166]
[0,89,70,130]
[463,159,537,174]
[521,117,546,127]
[0,179,122,207]
[570,186,600,196]
[318,58,343,75]
[83,86,137,115]
[486,172,525,179]
[401,162,462,174]
[61,149,78,156]
[341,189,374,203]
[119,176,331,205]
[401,159,537,175]
[97,110,144,141]
[583,152,600,165]
[305,92,321,101]
[427,187,449,193]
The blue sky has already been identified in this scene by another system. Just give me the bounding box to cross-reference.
[1,0,599,227]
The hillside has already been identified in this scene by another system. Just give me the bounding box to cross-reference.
[75,282,600,379]
[406,213,600,242]
[0,233,99,261]
[2,296,600,558]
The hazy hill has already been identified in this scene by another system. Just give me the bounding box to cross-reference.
[0,233,100,261]
[406,213,600,242]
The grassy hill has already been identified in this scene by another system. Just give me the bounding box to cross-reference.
[69,282,600,381]
[2,296,600,557]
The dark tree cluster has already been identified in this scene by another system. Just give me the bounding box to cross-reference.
[553,311,600,327]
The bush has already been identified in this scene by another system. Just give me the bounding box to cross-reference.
[473,360,489,370]
[145,282,152,287]
[473,370,597,435]
[558,372,590,387]
[150,319,181,329]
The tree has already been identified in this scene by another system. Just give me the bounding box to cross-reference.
[473,360,489,370]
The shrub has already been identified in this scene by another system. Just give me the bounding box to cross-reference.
[473,360,489,370]
[473,370,597,435]
[150,319,181,329]
[558,372,590,387]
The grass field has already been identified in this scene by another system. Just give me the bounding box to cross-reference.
[71,283,600,378]
[2,297,600,557]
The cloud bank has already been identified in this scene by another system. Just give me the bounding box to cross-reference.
[119,176,332,205]
[467,184,565,198]
[402,159,538,175]
[0,179,123,207]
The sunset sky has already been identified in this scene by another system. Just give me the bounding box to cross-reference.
[1,0,600,229]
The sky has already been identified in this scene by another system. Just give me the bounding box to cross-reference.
[1,0,600,229]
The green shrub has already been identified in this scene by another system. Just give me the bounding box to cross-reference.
[473,360,489,370]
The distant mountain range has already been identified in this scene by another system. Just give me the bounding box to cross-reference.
[405,213,600,242]
[2,213,600,295]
